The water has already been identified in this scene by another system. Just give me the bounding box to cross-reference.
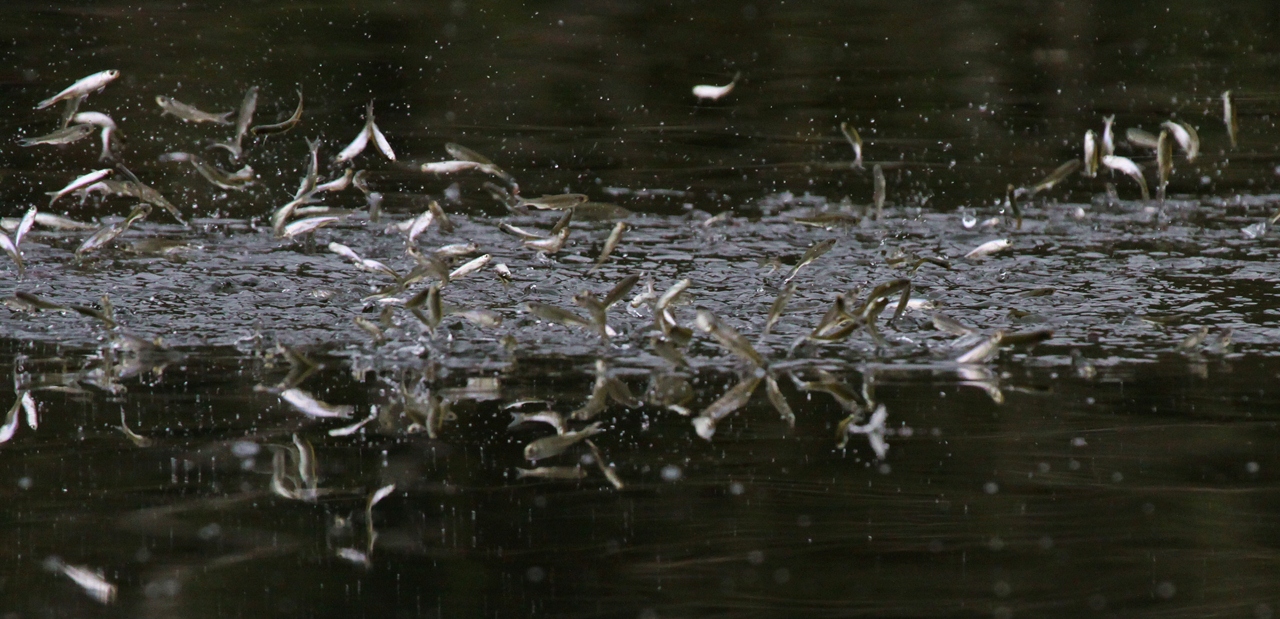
[3,1,1280,617]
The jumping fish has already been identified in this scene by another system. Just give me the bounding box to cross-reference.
[251,88,305,136]
[1028,159,1081,196]
[209,85,258,160]
[963,238,1010,260]
[692,71,741,101]
[840,121,864,169]
[589,222,628,272]
[514,465,587,480]
[36,70,118,110]
[48,169,112,207]
[155,95,233,124]
[692,372,763,440]
[1125,127,1159,150]
[1082,130,1098,177]
[71,111,122,161]
[785,238,835,282]
[872,164,886,219]
[1222,90,1238,148]
[524,421,604,461]
[1161,120,1199,162]
[1156,129,1172,201]
[1101,115,1116,156]
[281,388,354,418]
[18,124,94,146]
[1101,155,1148,200]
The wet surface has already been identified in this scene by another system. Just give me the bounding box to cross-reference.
[3,1,1280,617]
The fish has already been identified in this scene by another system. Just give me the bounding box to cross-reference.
[514,465,587,480]
[335,108,373,164]
[761,281,797,336]
[764,373,795,428]
[839,404,888,458]
[1156,129,1172,201]
[840,122,864,169]
[1125,127,1159,150]
[508,410,568,434]
[932,312,976,336]
[251,88,305,136]
[155,95,233,124]
[12,291,66,311]
[1100,155,1149,200]
[48,168,112,207]
[36,70,119,110]
[0,394,22,443]
[656,279,691,311]
[695,310,765,367]
[692,71,741,101]
[280,388,354,418]
[445,142,496,165]
[371,118,395,161]
[1101,114,1116,156]
[1223,90,1238,148]
[448,254,491,281]
[524,421,604,461]
[428,200,454,233]
[1177,325,1209,351]
[602,274,640,308]
[785,238,835,282]
[209,85,259,160]
[589,222,628,272]
[792,211,859,228]
[18,124,94,146]
[872,164,886,219]
[75,204,150,257]
[161,152,254,190]
[585,439,625,489]
[43,557,117,604]
[525,301,591,329]
[1083,130,1098,177]
[955,330,1005,363]
[118,411,152,447]
[1027,159,1081,195]
[964,238,1011,260]
[692,372,763,440]
[522,227,570,253]
[494,263,513,285]
[1005,184,1022,230]
[282,216,340,239]
[73,114,122,161]
[1161,120,1199,162]
[352,316,385,344]
[650,336,689,368]
[314,169,354,193]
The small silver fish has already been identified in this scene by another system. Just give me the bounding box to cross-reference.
[785,238,835,282]
[764,373,795,428]
[522,227,570,253]
[36,70,119,110]
[281,388,354,418]
[692,372,763,440]
[514,465,587,480]
[1156,129,1172,201]
[282,216,341,238]
[1101,155,1148,200]
[1125,127,1159,150]
[692,71,740,101]
[448,254,491,281]
[589,222,628,272]
[18,124,94,146]
[585,439,625,490]
[761,281,796,336]
[44,557,117,604]
[155,95,233,124]
[251,88,305,136]
[75,204,150,257]
[1161,120,1199,162]
[872,164,886,219]
[695,310,765,367]
[1082,130,1098,178]
[525,301,591,329]
[48,168,112,207]
[955,330,1005,363]
[1101,114,1116,156]
[1222,90,1238,149]
[209,85,258,160]
[1028,159,1081,195]
[963,238,1010,260]
[508,410,568,434]
[840,121,864,169]
[524,421,604,461]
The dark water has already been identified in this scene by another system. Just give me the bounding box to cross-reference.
[3,2,1280,617]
